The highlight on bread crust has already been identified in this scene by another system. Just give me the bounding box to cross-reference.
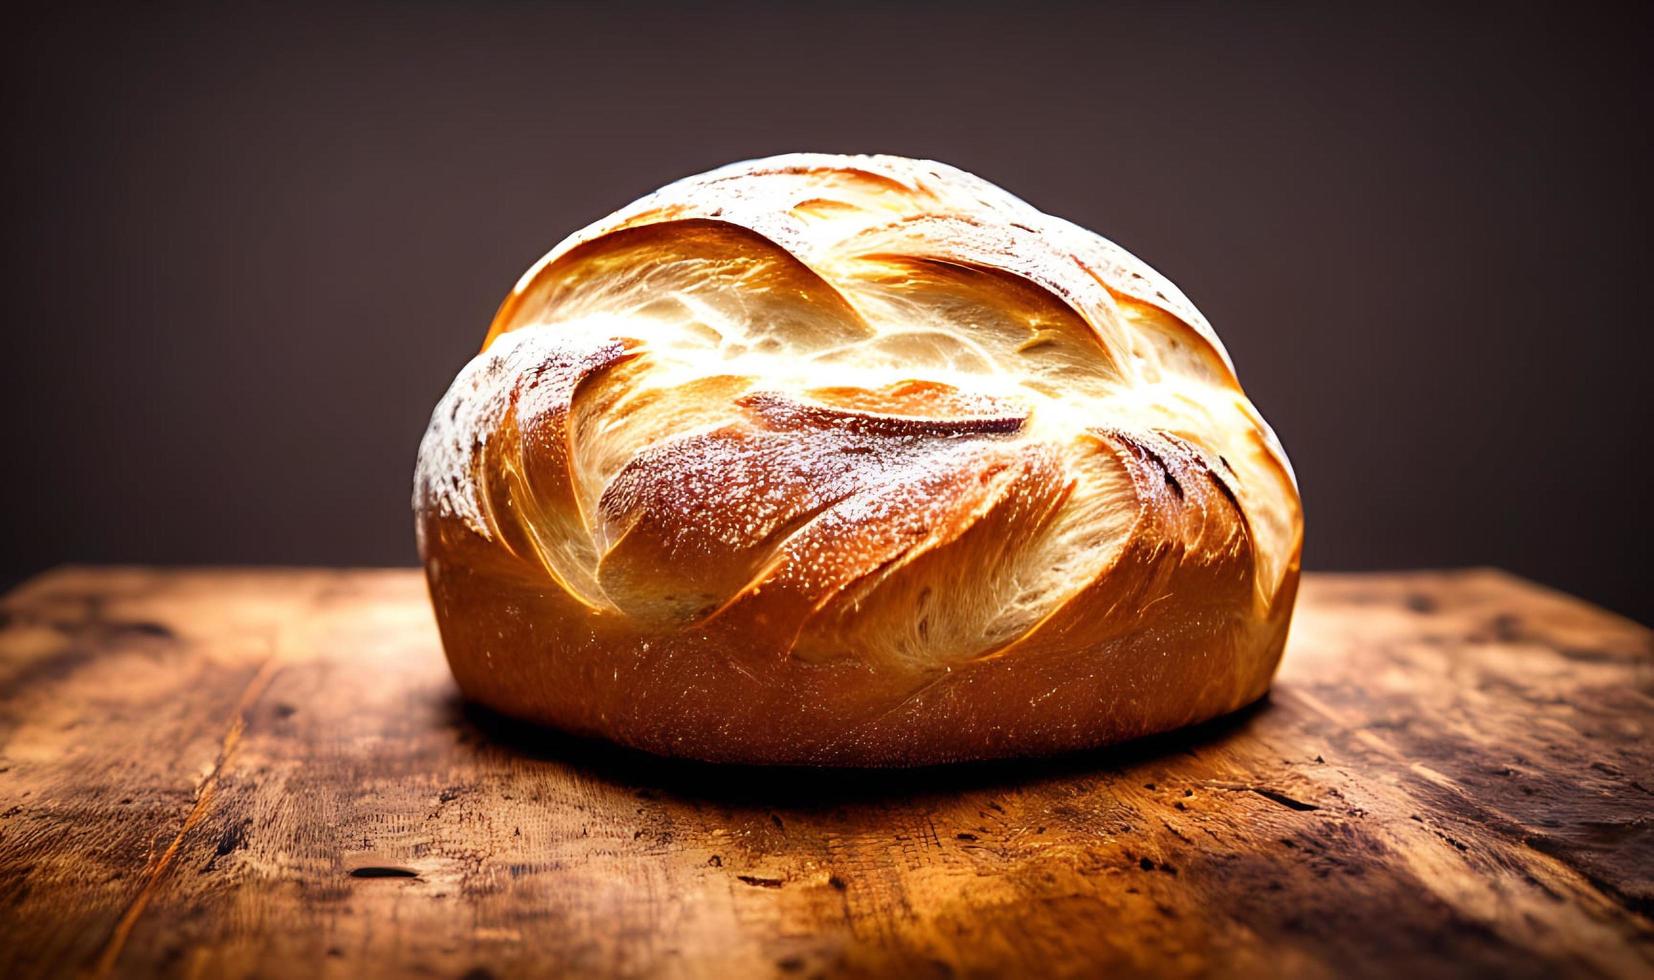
[414,153,1303,766]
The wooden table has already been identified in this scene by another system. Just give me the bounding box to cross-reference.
[0,568,1649,979]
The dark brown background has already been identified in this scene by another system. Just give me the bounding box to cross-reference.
[3,2,1649,624]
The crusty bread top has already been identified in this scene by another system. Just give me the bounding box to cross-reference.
[416,154,1301,669]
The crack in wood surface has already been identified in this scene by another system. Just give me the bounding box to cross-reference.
[91,657,280,977]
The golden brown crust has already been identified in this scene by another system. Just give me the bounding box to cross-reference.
[414,153,1303,765]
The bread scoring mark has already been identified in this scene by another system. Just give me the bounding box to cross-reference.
[487,218,874,353]
[737,390,1025,437]
[1103,428,1256,559]
[963,427,1258,678]
[1095,427,1258,607]
[844,246,1128,384]
[413,328,634,547]
[497,337,644,608]
[792,441,1078,667]
[805,379,1014,417]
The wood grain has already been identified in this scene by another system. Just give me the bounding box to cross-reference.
[0,567,1649,979]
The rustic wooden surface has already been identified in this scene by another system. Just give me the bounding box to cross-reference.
[0,568,1649,979]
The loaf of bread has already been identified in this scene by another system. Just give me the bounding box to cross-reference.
[414,154,1302,765]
